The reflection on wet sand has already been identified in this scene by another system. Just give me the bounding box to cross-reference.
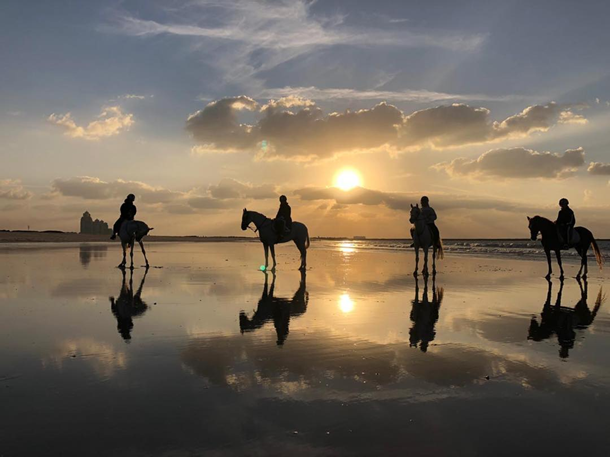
[79,244,108,268]
[410,275,444,352]
[239,271,308,345]
[529,279,605,358]
[109,267,150,341]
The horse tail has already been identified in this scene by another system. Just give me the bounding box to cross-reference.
[436,237,444,260]
[591,236,604,270]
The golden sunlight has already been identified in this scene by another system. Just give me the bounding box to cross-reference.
[338,293,355,313]
[334,169,361,191]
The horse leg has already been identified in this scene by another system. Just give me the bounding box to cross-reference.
[423,247,429,276]
[583,244,590,279]
[139,240,149,268]
[119,242,127,268]
[263,243,269,269]
[545,249,552,279]
[432,246,437,276]
[555,250,564,279]
[299,244,307,271]
[270,244,277,270]
[129,242,135,270]
[414,247,419,277]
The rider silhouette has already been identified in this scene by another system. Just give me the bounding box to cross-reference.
[275,195,292,241]
[111,194,137,240]
[421,196,440,247]
[555,198,575,249]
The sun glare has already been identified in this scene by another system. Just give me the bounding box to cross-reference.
[339,293,355,313]
[335,169,361,191]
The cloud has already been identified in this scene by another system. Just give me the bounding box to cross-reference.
[293,185,537,213]
[208,178,276,200]
[50,177,182,203]
[398,102,585,150]
[48,106,134,140]
[0,179,32,200]
[259,86,520,103]
[587,162,610,176]
[436,147,585,180]
[187,97,587,161]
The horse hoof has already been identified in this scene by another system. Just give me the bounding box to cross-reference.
[545,274,551,280]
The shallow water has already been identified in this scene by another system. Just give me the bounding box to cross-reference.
[1,242,610,456]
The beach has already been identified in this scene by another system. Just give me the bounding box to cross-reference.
[1,241,609,456]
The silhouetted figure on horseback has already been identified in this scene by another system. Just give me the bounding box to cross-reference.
[410,196,443,276]
[275,195,292,242]
[555,198,575,249]
[528,199,602,279]
[421,196,440,249]
[111,194,137,240]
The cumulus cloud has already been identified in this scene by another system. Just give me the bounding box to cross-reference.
[588,162,610,176]
[208,178,276,200]
[0,179,32,200]
[48,106,134,140]
[186,97,587,161]
[436,147,585,180]
[50,177,181,203]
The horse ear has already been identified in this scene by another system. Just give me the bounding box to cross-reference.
[410,204,414,208]
[527,216,531,221]
[416,203,419,208]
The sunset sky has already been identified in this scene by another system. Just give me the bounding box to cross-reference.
[2,0,610,237]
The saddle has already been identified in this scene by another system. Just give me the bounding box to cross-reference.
[558,226,580,248]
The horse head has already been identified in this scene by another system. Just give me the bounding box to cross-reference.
[409,204,421,224]
[241,208,250,231]
[527,216,539,241]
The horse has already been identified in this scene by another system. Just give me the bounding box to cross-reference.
[241,209,310,271]
[527,216,603,280]
[409,204,443,277]
[118,220,153,269]
[239,270,308,346]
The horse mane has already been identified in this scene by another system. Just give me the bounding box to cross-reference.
[531,215,554,228]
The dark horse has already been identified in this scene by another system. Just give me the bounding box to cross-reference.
[239,271,308,346]
[527,216,603,279]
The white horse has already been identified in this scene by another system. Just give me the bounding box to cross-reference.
[409,204,442,277]
[118,220,153,269]
[241,209,310,271]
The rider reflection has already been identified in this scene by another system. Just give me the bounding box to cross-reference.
[239,271,308,346]
[409,275,444,352]
[528,279,605,358]
[109,267,150,342]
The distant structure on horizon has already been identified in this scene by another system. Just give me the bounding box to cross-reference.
[80,211,112,235]
[353,236,367,240]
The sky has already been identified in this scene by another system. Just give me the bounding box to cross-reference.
[2,0,610,238]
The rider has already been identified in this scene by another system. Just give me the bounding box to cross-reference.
[555,198,575,249]
[421,196,440,247]
[275,195,292,242]
[110,194,137,240]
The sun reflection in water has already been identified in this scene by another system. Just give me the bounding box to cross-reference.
[339,293,355,313]
[339,241,356,255]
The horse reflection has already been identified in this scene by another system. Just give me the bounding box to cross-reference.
[409,275,444,352]
[528,279,605,358]
[239,271,308,346]
[109,267,150,342]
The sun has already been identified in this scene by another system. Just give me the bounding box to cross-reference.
[334,169,362,191]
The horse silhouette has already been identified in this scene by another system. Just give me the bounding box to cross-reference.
[410,204,443,277]
[527,215,603,279]
[118,220,153,269]
[109,267,150,341]
[528,279,605,358]
[409,274,444,352]
[241,209,310,270]
[239,271,308,346]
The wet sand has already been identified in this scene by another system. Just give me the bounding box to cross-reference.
[1,242,609,456]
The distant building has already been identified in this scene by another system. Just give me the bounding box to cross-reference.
[80,211,112,235]
[353,236,367,240]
